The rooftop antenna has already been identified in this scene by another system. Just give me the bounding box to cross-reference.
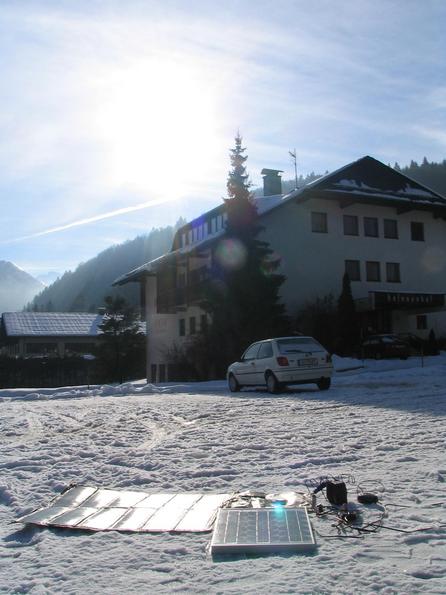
[289,149,298,189]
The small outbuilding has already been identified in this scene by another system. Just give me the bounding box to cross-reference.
[1,312,104,358]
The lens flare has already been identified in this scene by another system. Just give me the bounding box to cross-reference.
[215,239,247,271]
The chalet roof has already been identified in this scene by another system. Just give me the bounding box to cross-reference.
[114,156,446,286]
[299,155,446,206]
[2,312,104,337]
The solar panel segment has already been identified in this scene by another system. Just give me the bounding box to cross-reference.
[210,507,316,554]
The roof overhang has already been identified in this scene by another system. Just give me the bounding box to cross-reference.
[297,188,446,219]
[113,233,222,286]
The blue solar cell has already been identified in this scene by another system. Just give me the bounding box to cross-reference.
[210,507,316,554]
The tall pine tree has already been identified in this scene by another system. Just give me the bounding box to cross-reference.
[200,134,288,374]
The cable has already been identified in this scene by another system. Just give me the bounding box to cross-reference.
[308,474,446,540]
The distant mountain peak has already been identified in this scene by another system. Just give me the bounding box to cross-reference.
[0,261,44,314]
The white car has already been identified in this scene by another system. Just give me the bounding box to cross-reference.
[227,336,333,393]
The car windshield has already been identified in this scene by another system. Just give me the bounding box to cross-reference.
[276,338,324,354]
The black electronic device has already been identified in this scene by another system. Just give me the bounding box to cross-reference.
[357,492,379,504]
[313,479,348,506]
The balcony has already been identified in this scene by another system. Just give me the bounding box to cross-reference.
[157,280,211,313]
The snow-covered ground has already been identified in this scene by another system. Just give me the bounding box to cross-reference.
[1,355,445,594]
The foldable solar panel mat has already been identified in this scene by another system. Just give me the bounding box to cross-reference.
[15,485,231,533]
[210,507,316,554]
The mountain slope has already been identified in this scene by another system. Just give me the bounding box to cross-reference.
[30,224,179,312]
[0,261,44,314]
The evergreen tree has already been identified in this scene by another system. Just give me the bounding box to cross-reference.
[427,328,439,356]
[199,134,288,375]
[337,272,360,355]
[94,295,145,383]
[295,294,337,354]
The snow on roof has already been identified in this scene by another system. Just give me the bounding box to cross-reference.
[331,179,443,203]
[2,312,104,337]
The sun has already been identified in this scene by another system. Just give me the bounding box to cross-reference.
[96,58,221,196]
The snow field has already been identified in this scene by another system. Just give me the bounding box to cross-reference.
[1,355,445,593]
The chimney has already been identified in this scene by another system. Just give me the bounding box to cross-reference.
[261,168,283,196]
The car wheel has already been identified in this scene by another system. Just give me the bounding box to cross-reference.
[266,372,280,394]
[228,373,241,392]
[317,377,331,391]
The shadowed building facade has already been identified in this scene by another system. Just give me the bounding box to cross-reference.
[115,157,446,382]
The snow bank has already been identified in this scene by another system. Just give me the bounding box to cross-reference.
[0,381,170,402]
[0,353,443,402]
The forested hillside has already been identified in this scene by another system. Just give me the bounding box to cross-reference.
[395,157,446,197]
[29,224,181,312]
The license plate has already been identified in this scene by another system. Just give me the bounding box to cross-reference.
[298,358,318,367]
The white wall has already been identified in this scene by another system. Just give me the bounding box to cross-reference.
[144,195,446,380]
[260,197,446,315]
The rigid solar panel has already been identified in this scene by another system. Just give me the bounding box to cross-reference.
[210,507,316,554]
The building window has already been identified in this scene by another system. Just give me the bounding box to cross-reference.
[364,217,379,237]
[384,219,398,239]
[159,364,166,382]
[189,316,196,335]
[179,319,185,337]
[416,314,427,330]
[25,342,57,355]
[345,260,361,281]
[311,212,327,233]
[411,221,424,241]
[366,261,381,282]
[343,215,359,236]
[386,262,401,283]
[200,314,207,333]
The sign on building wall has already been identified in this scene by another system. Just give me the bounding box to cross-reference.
[372,291,445,310]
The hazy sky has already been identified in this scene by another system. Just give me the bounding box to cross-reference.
[1,0,445,278]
